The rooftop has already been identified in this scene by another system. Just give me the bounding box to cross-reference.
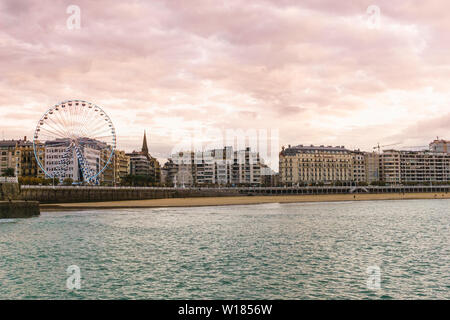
[282,144,350,155]
[0,140,18,147]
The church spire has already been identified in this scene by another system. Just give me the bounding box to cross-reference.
[142,130,149,155]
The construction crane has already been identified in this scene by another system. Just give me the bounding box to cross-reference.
[373,142,401,153]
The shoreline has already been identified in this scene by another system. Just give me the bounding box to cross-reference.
[40,192,450,211]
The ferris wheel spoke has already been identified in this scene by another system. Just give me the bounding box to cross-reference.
[77,104,92,136]
[76,117,97,139]
[40,115,69,137]
[84,124,113,140]
[75,102,86,136]
[89,127,115,138]
[67,102,76,133]
[79,105,114,139]
[38,126,68,140]
[89,116,113,131]
[90,135,116,143]
[46,114,71,137]
[72,103,89,138]
[70,102,82,137]
[56,104,72,137]
[53,108,71,136]
[82,114,109,133]
[80,122,104,138]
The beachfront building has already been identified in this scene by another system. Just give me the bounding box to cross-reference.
[166,146,264,186]
[232,147,261,185]
[0,138,45,178]
[380,150,450,184]
[279,145,354,185]
[0,140,18,176]
[15,139,45,178]
[279,139,450,186]
[365,152,380,183]
[44,139,101,182]
[100,149,130,185]
[352,150,366,183]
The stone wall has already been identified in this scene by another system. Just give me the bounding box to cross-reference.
[0,201,40,218]
[17,185,450,204]
[0,182,20,201]
[20,187,240,203]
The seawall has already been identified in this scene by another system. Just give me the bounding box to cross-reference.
[20,186,240,203]
[0,201,40,218]
[20,185,450,204]
[0,181,40,218]
[0,181,20,201]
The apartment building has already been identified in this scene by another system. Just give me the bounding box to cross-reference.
[279,139,450,185]
[0,140,18,176]
[0,138,45,178]
[166,146,263,186]
[15,140,45,178]
[45,139,100,181]
[232,147,261,185]
[127,152,153,176]
[380,150,450,184]
[100,149,130,185]
[365,152,380,183]
[352,150,366,183]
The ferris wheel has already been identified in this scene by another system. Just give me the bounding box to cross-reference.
[33,100,116,184]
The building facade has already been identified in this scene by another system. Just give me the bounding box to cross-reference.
[365,152,380,183]
[380,150,450,184]
[166,146,264,186]
[279,145,354,185]
[44,139,101,182]
[0,140,18,176]
[1,138,45,178]
[352,150,366,183]
[15,140,45,178]
[100,149,130,185]
[126,131,161,183]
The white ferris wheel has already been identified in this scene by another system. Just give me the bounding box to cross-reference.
[33,100,116,184]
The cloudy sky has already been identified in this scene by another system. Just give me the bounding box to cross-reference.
[1,0,449,164]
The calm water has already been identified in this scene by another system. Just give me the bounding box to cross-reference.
[0,199,449,299]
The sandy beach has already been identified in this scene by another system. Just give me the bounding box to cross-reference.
[40,192,450,211]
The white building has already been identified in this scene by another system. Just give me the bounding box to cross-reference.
[168,146,263,186]
[45,139,101,182]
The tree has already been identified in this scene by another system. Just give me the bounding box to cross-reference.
[120,175,155,187]
[63,178,74,186]
[1,168,15,177]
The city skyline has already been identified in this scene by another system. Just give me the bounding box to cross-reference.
[1,1,450,160]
